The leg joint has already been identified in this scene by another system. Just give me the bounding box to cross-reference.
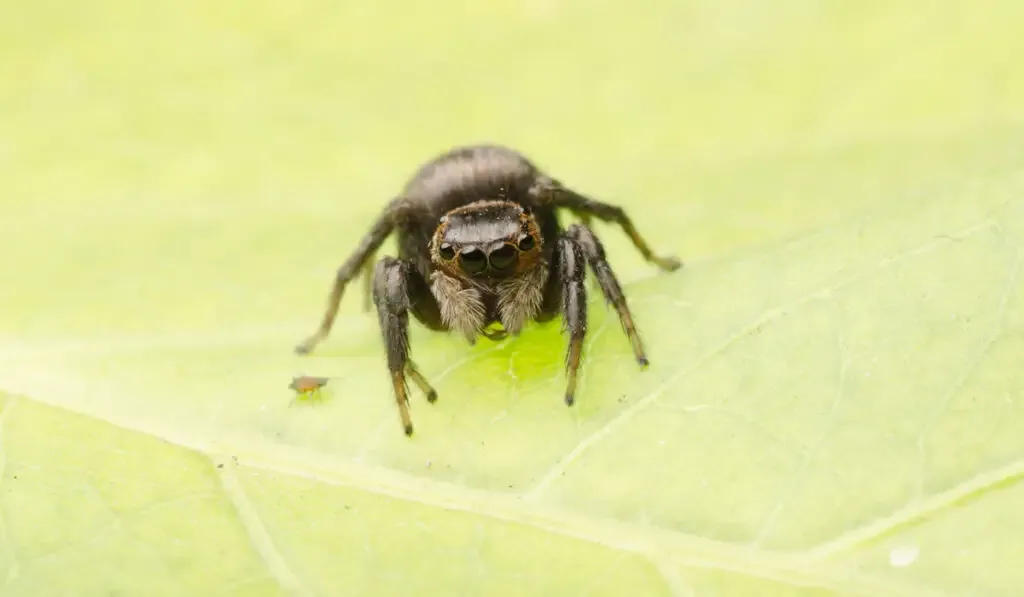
[372,257,410,313]
[556,236,587,281]
[565,223,607,260]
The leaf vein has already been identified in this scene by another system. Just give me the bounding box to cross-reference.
[527,219,994,498]
[0,398,20,585]
[750,303,851,547]
[214,456,314,597]
[807,458,1024,561]
[914,247,1022,498]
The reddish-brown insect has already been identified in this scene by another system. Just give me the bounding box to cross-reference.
[289,376,330,399]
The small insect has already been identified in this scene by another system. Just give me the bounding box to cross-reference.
[295,144,682,435]
[289,375,330,400]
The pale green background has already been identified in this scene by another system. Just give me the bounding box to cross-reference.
[2,0,1023,596]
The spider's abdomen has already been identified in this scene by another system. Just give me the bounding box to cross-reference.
[402,145,542,216]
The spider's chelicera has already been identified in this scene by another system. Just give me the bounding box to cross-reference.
[295,144,682,435]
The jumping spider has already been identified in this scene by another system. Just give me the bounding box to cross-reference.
[295,144,681,435]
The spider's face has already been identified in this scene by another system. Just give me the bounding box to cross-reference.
[430,199,543,280]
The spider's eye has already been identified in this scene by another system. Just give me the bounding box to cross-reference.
[439,243,456,260]
[459,247,487,274]
[517,234,536,251]
[488,244,518,272]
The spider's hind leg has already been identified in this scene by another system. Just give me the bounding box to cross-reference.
[296,199,403,355]
[361,251,376,312]
[543,183,682,272]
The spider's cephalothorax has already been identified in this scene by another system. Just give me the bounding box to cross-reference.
[428,198,548,343]
[295,144,682,435]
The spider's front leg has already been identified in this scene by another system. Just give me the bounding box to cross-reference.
[552,234,589,406]
[565,223,649,367]
[371,257,440,436]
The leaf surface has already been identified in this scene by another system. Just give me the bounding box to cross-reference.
[2,1,1023,595]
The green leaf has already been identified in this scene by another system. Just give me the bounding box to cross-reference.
[3,1,1023,595]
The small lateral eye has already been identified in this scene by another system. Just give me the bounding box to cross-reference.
[439,243,456,260]
[517,234,536,251]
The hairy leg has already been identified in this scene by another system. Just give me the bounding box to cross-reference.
[566,223,649,366]
[371,257,439,436]
[361,251,376,313]
[405,360,437,403]
[543,183,681,272]
[296,200,401,355]
[555,235,588,406]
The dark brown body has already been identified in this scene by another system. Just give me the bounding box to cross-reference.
[295,143,681,436]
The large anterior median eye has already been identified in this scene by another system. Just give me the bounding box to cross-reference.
[459,247,487,274]
[488,244,518,272]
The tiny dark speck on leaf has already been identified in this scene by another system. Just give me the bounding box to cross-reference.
[217,464,224,469]
[12,475,16,480]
